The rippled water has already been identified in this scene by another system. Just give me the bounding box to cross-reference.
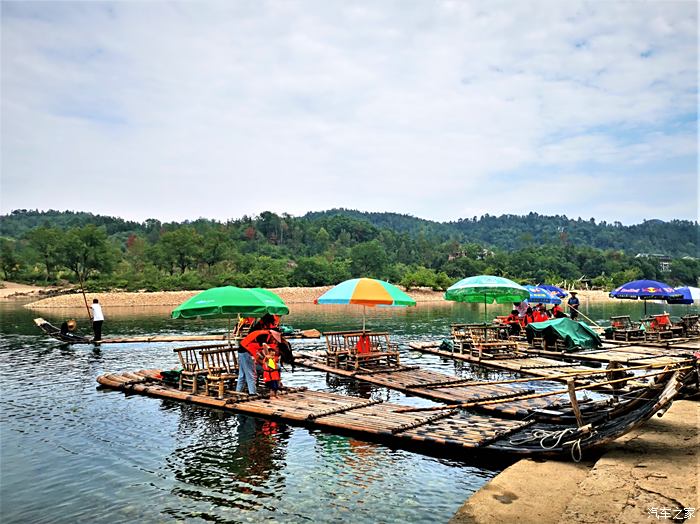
[1,299,692,523]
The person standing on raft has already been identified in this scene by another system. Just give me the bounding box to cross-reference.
[91,299,105,342]
[567,291,581,320]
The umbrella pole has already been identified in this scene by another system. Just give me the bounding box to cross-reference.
[363,305,366,332]
[484,294,487,324]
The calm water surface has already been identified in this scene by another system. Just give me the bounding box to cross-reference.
[1,299,692,523]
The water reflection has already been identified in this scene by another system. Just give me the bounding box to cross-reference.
[164,406,291,519]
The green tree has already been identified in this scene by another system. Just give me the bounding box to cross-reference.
[159,227,202,274]
[0,238,20,280]
[350,241,388,278]
[25,226,63,281]
[61,225,116,283]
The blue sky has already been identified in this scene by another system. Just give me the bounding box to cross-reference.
[1,1,697,224]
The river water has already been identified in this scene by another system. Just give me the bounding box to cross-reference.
[1,299,692,523]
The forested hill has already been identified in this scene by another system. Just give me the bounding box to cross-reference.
[1,208,698,291]
[3,208,699,257]
[304,209,698,257]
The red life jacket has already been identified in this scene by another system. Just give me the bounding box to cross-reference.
[533,311,549,322]
[356,334,372,354]
[240,329,276,359]
[262,354,280,382]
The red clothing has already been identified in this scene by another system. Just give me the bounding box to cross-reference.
[356,334,372,354]
[240,329,277,359]
[262,353,281,383]
[533,311,549,322]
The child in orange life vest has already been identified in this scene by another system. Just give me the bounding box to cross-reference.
[260,343,281,398]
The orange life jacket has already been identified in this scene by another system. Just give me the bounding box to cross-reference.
[533,311,549,322]
[262,354,280,382]
[240,329,276,358]
[356,334,372,354]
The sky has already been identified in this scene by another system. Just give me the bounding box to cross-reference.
[1,1,697,225]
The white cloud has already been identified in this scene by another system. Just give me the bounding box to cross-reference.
[1,0,697,224]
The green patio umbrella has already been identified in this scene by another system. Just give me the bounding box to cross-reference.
[444,275,530,323]
[172,286,289,340]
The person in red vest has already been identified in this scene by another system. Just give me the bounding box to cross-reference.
[260,344,281,398]
[505,309,521,335]
[533,304,550,322]
[523,306,535,326]
[237,329,282,394]
[551,303,566,318]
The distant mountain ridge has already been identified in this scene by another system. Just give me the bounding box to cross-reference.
[304,209,699,257]
[2,208,699,258]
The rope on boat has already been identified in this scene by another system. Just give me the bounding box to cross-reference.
[509,427,593,462]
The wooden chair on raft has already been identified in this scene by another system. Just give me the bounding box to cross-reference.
[680,315,700,337]
[173,345,210,394]
[324,331,400,371]
[609,316,645,342]
[466,327,518,359]
[644,313,683,341]
[201,345,240,399]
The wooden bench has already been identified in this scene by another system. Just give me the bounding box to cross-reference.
[467,327,518,359]
[201,345,240,398]
[610,316,645,342]
[324,331,400,370]
[680,315,700,336]
[173,344,225,394]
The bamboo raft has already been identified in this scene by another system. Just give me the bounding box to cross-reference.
[33,318,321,345]
[519,342,695,367]
[406,341,605,380]
[295,355,570,419]
[407,340,692,375]
[292,352,694,426]
[96,367,686,459]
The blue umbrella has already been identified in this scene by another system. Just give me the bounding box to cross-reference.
[524,285,562,305]
[537,284,568,299]
[609,279,681,315]
[666,286,700,305]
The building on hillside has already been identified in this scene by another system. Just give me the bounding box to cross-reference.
[635,253,672,273]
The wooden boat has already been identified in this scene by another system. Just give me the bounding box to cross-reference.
[34,317,93,344]
[34,317,321,345]
[96,366,686,459]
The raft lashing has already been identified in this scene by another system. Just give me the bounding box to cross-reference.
[97,367,685,460]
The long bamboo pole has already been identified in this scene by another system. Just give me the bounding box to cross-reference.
[411,359,694,389]
[77,270,92,321]
[572,306,603,329]
[394,366,690,413]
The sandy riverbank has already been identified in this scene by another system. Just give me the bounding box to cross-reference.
[0,281,615,308]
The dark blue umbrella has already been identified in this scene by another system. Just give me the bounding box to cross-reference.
[609,279,681,315]
[537,284,568,299]
[666,286,700,305]
[524,285,561,304]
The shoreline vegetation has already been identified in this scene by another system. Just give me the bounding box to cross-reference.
[1,281,618,308]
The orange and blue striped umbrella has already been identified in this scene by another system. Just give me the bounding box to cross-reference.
[315,278,416,306]
[315,278,415,330]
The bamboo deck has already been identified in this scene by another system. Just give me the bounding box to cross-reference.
[97,367,686,459]
[405,342,599,381]
[97,369,535,453]
[520,342,695,367]
[407,340,693,373]
[294,354,578,418]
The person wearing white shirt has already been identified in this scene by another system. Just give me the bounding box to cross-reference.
[91,298,105,342]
